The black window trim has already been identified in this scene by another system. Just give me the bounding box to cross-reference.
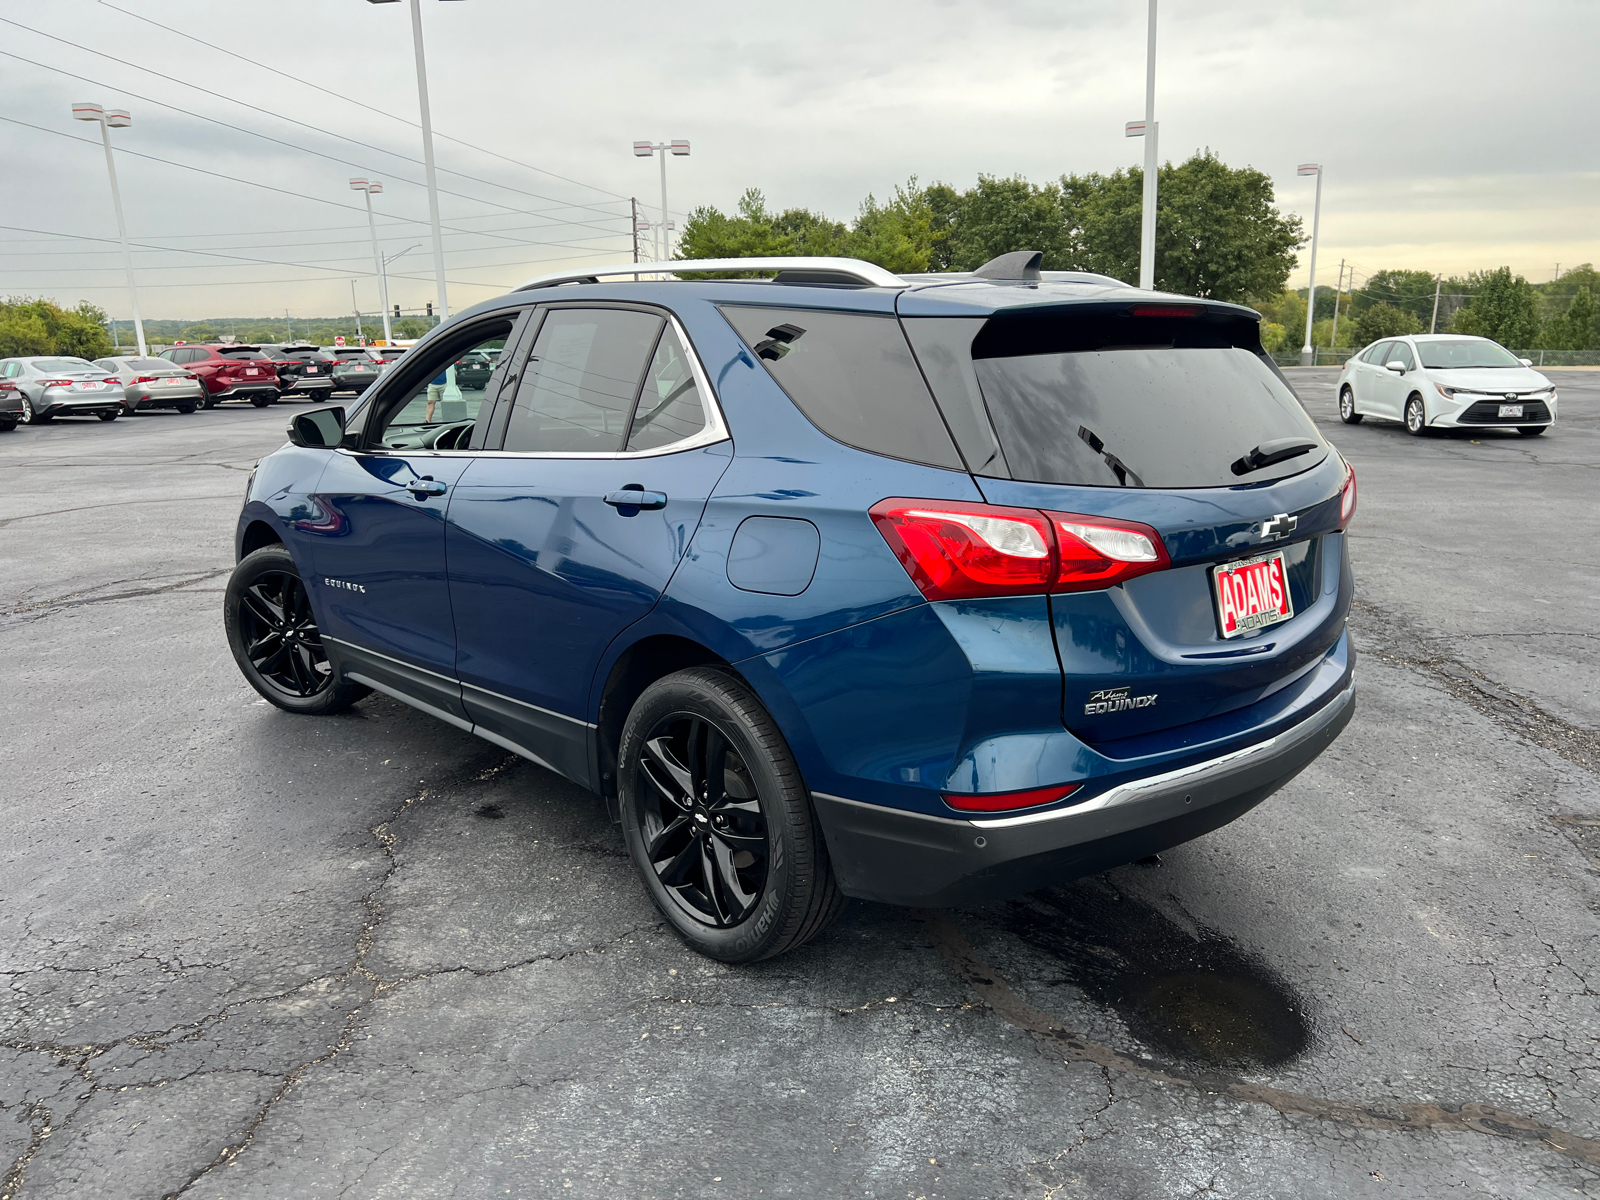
[480,300,729,460]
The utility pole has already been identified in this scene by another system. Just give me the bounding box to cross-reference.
[1329,259,1345,351]
[1138,0,1158,290]
[631,197,640,264]
[73,103,147,356]
[1429,275,1442,334]
[350,280,364,343]
[285,309,292,341]
[1297,163,1323,366]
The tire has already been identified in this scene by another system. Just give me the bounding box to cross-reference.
[1338,385,1362,424]
[20,396,48,425]
[618,667,845,963]
[224,545,371,715]
[175,401,197,414]
[1517,425,1548,437]
[0,419,15,433]
[267,390,282,404]
[1404,395,1428,436]
[98,410,120,422]
[250,394,273,408]
[201,395,219,409]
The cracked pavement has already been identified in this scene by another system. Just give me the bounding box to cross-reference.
[3,376,1599,1198]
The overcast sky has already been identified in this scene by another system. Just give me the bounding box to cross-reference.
[2,0,1595,321]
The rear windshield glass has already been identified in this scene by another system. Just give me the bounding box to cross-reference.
[1416,339,1520,369]
[30,358,93,372]
[719,305,961,469]
[222,351,270,360]
[126,358,171,370]
[969,314,1325,488]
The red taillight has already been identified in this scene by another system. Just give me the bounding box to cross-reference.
[943,783,1082,813]
[1339,460,1357,529]
[37,378,72,388]
[871,499,1171,600]
[869,500,1055,601]
[1130,304,1202,317]
[1047,511,1170,592]
[131,375,157,384]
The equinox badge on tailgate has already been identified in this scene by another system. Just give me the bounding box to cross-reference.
[1084,686,1157,715]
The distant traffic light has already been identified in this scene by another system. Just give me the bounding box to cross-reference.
[393,304,400,319]
[425,301,433,318]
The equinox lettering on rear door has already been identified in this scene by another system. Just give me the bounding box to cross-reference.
[323,577,366,593]
[1084,686,1157,715]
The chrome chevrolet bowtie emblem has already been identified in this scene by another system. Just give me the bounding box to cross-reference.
[1262,513,1297,539]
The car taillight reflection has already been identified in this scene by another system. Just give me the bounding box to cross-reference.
[1339,460,1357,529]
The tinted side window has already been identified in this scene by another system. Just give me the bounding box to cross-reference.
[719,306,962,470]
[1391,342,1416,370]
[1366,341,1393,365]
[502,308,662,454]
[625,326,706,452]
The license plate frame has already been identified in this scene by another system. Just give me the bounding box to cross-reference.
[1498,403,1523,418]
[1211,549,1294,639]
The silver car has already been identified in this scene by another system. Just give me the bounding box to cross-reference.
[0,357,126,424]
[93,356,206,415]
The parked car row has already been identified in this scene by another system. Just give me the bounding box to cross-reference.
[0,344,412,428]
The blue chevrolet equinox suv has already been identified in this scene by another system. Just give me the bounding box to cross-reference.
[226,251,1356,962]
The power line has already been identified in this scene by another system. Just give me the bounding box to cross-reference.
[0,15,632,230]
[0,115,623,255]
[97,0,637,206]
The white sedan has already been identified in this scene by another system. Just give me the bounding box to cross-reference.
[1336,334,1557,437]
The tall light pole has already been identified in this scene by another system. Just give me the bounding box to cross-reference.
[1122,2,1159,290]
[633,139,690,260]
[350,179,392,344]
[1298,162,1323,366]
[366,0,458,321]
[72,102,147,356]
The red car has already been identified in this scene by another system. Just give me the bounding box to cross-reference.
[156,345,281,408]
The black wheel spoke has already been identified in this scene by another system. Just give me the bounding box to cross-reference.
[234,568,331,698]
[243,588,282,628]
[630,709,772,931]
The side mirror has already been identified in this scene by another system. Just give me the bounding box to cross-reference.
[1518,357,1533,367]
[287,405,345,448]
[1385,360,1406,374]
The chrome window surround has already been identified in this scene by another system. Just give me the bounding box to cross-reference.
[343,310,729,462]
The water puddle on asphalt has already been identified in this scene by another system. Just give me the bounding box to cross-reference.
[989,879,1311,1069]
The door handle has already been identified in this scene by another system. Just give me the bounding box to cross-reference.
[406,477,448,498]
[604,486,668,512]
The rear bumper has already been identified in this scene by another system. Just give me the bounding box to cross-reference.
[42,395,123,414]
[127,384,205,408]
[814,677,1354,907]
[213,383,278,399]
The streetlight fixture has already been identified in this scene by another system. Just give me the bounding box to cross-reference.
[1122,0,1160,291]
[365,0,463,322]
[1297,162,1324,366]
[633,139,690,260]
[72,102,147,356]
[350,178,393,344]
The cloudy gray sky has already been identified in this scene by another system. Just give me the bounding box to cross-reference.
[2,0,1595,320]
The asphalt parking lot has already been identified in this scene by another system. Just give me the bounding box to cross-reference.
[3,371,1599,1199]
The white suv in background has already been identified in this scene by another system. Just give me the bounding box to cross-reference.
[1337,334,1557,437]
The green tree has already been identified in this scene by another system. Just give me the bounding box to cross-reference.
[943,175,1076,271]
[393,317,430,338]
[843,180,936,273]
[0,297,112,359]
[677,188,846,266]
[1260,322,1287,354]
[1351,269,1438,328]
[1449,267,1540,347]
[1351,302,1422,345]
[1537,285,1596,351]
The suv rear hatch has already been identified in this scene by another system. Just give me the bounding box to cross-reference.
[901,301,1354,748]
[218,349,279,389]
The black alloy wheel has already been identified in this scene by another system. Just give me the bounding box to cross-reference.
[619,667,844,962]
[636,713,770,929]
[1404,395,1428,436]
[1517,425,1547,437]
[1338,385,1362,424]
[224,545,369,714]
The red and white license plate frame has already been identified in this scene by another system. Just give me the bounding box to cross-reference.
[1212,549,1294,639]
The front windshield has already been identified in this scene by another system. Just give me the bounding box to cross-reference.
[1417,339,1521,369]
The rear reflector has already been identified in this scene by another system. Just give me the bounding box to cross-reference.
[943,783,1082,813]
[871,498,1170,600]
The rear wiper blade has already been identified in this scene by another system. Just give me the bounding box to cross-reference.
[1231,437,1318,477]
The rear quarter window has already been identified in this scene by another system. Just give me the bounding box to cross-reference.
[719,305,962,470]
